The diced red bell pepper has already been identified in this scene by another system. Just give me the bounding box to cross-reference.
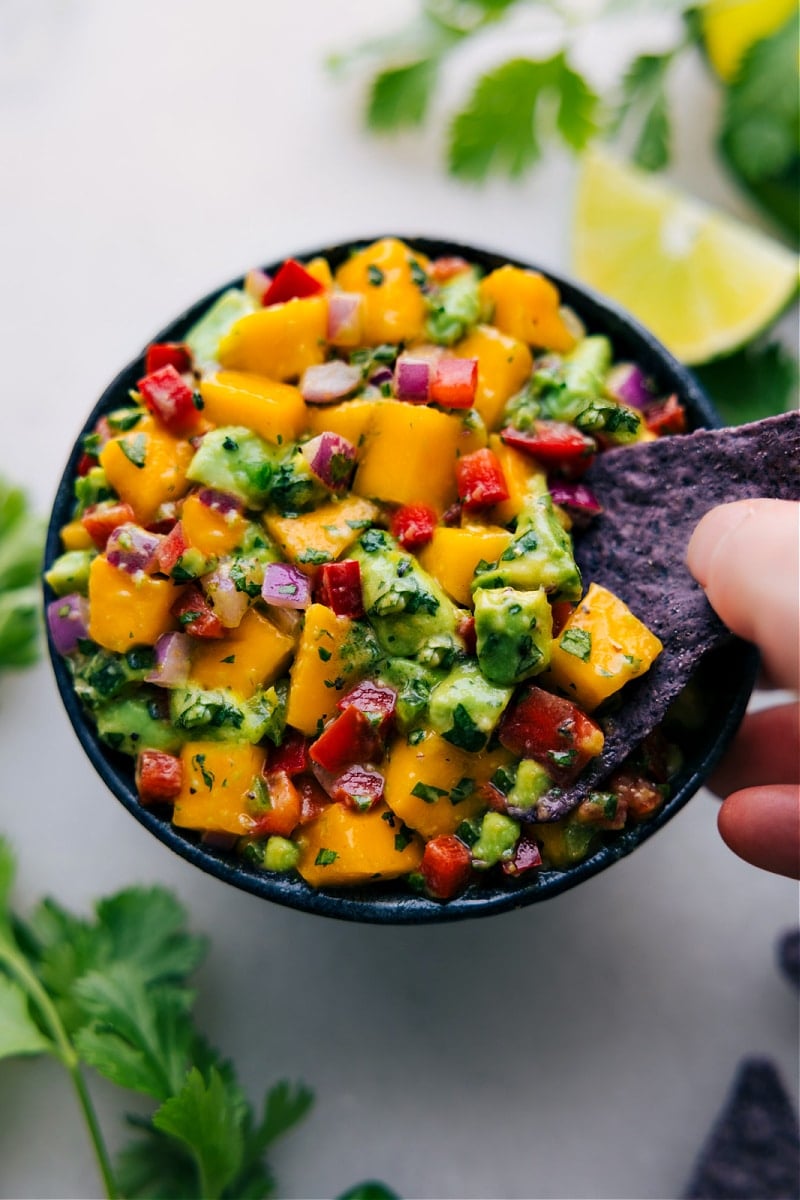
[337,680,397,734]
[390,503,437,549]
[309,705,383,772]
[81,501,136,549]
[295,774,330,825]
[644,394,687,436]
[430,356,478,409]
[610,771,665,823]
[171,584,224,639]
[137,365,199,434]
[145,342,193,376]
[476,780,508,812]
[270,730,309,777]
[549,599,575,638]
[156,520,189,575]
[318,560,364,618]
[263,258,325,307]
[429,256,470,283]
[455,448,510,510]
[252,769,302,838]
[501,422,596,475]
[76,453,95,477]
[501,833,543,877]
[421,835,472,900]
[330,765,385,812]
[498,685,604,786]
[136,750,183,805]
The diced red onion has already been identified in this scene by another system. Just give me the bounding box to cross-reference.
[300,432,357,491]
[394,355,431,402]
[327,293,364,346]
[369,366,394,388]
[203,565,250,628]
[301,361,362,404]
[145,631,192,687]
[548,480,602,521]
[197,488,244,516]
[310,759,339,799]
[262,562,312,609]
[605,363,652,409]
[105,523,163,574]
[47,594,89,656]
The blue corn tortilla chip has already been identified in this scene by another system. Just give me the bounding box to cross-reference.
[532,411,800,821]
[683,1057,800,1199]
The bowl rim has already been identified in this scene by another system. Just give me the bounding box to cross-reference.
[43,234,758,925]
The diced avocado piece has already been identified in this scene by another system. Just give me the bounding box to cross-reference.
[425,268,482,346]
[73,467,114,517]
[187,426,276,507]
[507,759,553,811]
[472,495,581,600]
[537,335,612,423]
[263,836,301,872]
[228,526,281,598]
[184,288,256,368]
[73,646,156,708]
[95,695,184,756]
[352,529,463,659]
[575,400,641,444]
[474,586,553,685]
[428,660,512,751]
[268,445,329,515]
[377,657,443,730]
[45,549,97,596]
[170,546,211,582]
[535,820,597,868]
[470,811,520,868]
[169,683,286,745]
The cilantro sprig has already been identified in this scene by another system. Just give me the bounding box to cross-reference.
[0,839,395,1200]
[0,479,45,672]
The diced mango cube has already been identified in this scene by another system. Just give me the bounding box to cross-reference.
[99,415,193,525]
[305,256,333,290]
[335,238,428,345]
[296,802,423,887]
[454,324,533,431]
[217,295,328,381]
[417,526,512,607]
[88,555,179,652]
[60,518,95,551]
[353,402,463,512]
[173,741,267,835]
[264,497,380,573]
[547,582,663,711]
[480,266,578,354]
[383,732,513,840]
[286,604,366,735]
[189,608,294,698]
[198,371,307,444]
[180,491,249,558]
[307,397,384,445]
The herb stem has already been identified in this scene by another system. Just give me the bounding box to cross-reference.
[0,942,119,1200]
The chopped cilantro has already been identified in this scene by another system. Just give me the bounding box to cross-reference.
[318,647,332,662]
[192,753,215,790]
[118,433,147,469]
[411,781,448,805]
[449,777,475,806]
[443,704,484,752]
[367,265,384,287]
[315,848,338,866]
[559,628,592,662]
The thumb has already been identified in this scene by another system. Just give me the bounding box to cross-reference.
[686,499,799,690]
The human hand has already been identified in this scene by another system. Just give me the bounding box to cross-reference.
[687,499,799,880]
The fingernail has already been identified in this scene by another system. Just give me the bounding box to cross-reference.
[686,501,756,586]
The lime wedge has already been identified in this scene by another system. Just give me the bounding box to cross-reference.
[701,0,797,82]
[572,152,798,364]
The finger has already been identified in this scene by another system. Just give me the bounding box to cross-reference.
[708,703,800,797]
[686,499,800,690]
[718,784,800,880]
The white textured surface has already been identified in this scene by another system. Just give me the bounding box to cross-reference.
[0,4,797,1199]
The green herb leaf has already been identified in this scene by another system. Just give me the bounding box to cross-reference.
[119,433,148,469]
[253,1079,315,1152]
[719,14,799,186]
[152,1066,246,1200]
[694,340,799,426]
[448,55,598,181]
[114,1121,200,1200]
[559,628,592,662]
[411,781,449,804]
[315,848,338,866]
[614,53,673,171]
[335,1184,401,1200]
[368,59,438,130]
[0,975,53,1060]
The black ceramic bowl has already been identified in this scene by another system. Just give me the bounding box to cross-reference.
[44,236,758,924]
